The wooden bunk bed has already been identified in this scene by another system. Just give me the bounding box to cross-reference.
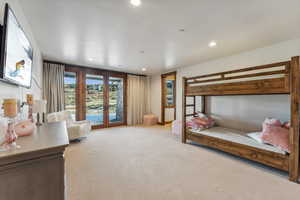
[182,56,300,183]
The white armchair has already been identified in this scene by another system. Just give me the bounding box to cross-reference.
[47,111,91,141]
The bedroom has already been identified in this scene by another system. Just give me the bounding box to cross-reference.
[0,0,300,200]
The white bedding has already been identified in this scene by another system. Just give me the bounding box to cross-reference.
[189,126,286,155]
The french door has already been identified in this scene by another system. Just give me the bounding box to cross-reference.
[64,67,127,129]
[85,73,105,128]
[108,74,126,127]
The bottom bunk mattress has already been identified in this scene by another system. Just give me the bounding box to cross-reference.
[188,126,286,155]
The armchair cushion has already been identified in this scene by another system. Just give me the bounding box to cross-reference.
[47,111,91,141]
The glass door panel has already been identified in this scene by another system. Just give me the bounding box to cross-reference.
[86,74,104,126]
[64,71,77,120]
[109,76,124,124]
[161,72,176,124]
[165,79,175,106]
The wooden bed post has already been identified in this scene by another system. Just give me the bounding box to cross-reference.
[289,56,300,182]
[193,96,196,114]
[182,77,187,143]
[201,96,206,114]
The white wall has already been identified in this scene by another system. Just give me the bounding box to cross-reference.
[151,38,300,131]
[150,74,161,121]
[0,0,43,107]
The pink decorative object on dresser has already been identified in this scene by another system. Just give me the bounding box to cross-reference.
[261,118,290,153]
[15,120,36,137]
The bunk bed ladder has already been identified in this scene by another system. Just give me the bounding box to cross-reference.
[182,78,207,144]
[184,96,204,116]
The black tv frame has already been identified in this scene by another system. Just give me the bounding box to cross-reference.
[0,3,33,88]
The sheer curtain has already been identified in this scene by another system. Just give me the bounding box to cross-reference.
[43,62,65,113]
[127,75,150,125]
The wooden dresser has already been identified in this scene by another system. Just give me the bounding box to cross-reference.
[0,122,69,200]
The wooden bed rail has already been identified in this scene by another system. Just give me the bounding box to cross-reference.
[187,61,290,83]
[185,60,291,96]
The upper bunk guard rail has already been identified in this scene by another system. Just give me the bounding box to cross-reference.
[185,61,291,96]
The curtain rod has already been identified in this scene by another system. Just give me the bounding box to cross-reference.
[44,59,147,77]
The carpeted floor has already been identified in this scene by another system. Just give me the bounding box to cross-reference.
[65,125,300,200]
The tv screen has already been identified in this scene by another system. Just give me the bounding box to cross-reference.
[0,4,33,88]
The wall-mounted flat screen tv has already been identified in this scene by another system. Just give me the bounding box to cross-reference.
[0,3,33,88]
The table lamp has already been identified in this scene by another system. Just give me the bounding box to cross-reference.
[26,94,34,122]
[1,98,19,150]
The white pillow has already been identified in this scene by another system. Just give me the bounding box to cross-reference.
[247,132,263,144]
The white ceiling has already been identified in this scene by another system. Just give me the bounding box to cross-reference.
[19,0,300,75]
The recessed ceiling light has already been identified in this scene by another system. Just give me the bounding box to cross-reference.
[142,68,147,72]
[209,41,217,48]
[131,0,141,7]
[88,58,94,61]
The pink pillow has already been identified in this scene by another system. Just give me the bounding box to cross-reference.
[264,118,282,127]
[187,115,215,129]
[186,121,193,127]
[261,119,290,152]
[282,122,290,129]
[187,120,204,129]
[192,117,211,126]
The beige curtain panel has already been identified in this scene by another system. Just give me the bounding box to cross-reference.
[43,62,65,113]
[127,75,150,125]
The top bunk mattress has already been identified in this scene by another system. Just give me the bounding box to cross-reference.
[188,126,286,155]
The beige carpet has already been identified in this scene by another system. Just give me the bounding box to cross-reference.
[65,125,300,200]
